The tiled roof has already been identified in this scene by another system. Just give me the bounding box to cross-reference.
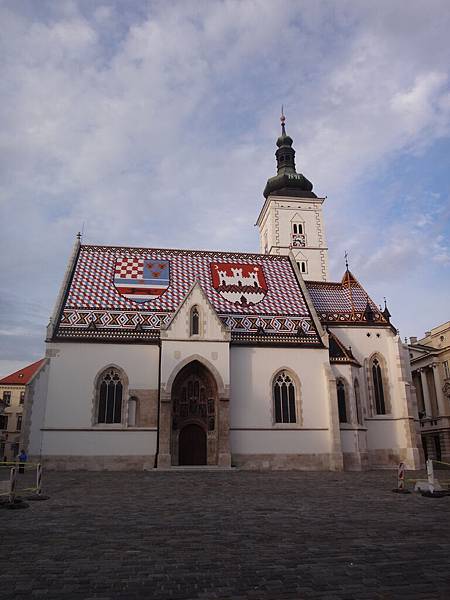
[306,272,387,326]
[328,331,361,366]
[55,245,321,345]
[0,359,45,386]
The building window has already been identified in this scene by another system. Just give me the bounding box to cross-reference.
[444,361,450,379]
[336,380,347,423]
[190,306,199,336]
[297,261,307,274]
[273,370,297,423]
[0,415,8,430]
[372,358,386,414]
[11,443,19,457]
[3,391,11,406]
[19,391,25,405]
[291,222,306,247]
[354,379,362,424]
[97,368,123,424]
[16,416,22,431]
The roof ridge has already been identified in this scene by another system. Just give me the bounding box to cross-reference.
[80,244,291,260]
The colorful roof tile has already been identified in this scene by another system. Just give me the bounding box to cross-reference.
[305,273,387,326]
[55,245,321,345]
[328,331,361,366]
[0,359,45,386]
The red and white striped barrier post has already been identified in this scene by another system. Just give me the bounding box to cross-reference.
[9,467,17,505]
[426,459,434,491]
[397,462,405,491]
[36,463,42,496]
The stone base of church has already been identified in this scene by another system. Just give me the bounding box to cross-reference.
[37,455,156,471]
[343,451,369,471]
[367,447,422,470]
[231,453,343,471]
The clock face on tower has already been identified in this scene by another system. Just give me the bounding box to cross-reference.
[291,233,306,248]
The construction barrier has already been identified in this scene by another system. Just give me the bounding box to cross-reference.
[393,459,450,497]
[0,461,48,508]
[392,461,410,493]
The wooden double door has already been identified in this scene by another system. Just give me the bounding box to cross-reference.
[179,424,207,465]
[172,360,217,466]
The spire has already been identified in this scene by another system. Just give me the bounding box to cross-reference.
[382,297,391,322]
[364,295,375,323]
[276,109,296,174]
[263,110,316,199]
[341,252,356,318]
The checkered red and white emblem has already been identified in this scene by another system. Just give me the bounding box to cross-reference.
[115,258,145,280]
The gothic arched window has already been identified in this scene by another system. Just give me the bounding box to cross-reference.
[97,368,123,424]
[336,380,347,423]
[273,371,297,423]
[354,379,362,424]
[190,306,199,336]
[372,358,386,414]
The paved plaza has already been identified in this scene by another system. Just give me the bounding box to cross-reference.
[2,469,450,599]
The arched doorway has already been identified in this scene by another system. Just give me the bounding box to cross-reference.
[179,424,206,465]
[171,360,217,466]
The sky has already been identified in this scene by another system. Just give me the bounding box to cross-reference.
[1,0,449,377]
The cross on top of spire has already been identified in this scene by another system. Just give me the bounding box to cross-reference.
[280,105,286,135]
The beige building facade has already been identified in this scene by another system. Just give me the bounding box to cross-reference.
[409,321,450,462]
[0,359,45,461]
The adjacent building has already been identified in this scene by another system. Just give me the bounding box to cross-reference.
[0,359,45,461]
[409,321,450,462]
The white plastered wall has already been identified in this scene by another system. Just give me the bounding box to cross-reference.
[26,361,50,456]
[229,346,333,454]
[329,326,413,452]
[41,342,159,456]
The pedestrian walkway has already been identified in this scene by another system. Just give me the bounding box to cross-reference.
[3,470,450,599]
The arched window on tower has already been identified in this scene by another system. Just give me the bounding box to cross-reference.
[190,306,199,336]
[273,370,297,423]
[97,368,123,424]
[372,358,386,414]
[297,261,307,274]
[336,379,347,423]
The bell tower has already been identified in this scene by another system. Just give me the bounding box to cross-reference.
[256,111,329,281]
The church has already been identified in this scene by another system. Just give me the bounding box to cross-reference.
[23,115,423,471]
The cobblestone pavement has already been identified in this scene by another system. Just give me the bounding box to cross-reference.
[2,469,450,599]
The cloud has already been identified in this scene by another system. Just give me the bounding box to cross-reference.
[0,0,450,372]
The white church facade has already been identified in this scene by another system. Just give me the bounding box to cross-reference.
[23,116,423,471]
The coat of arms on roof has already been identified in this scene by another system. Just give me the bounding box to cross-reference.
[114,257,170,303]
[210,262,268,306]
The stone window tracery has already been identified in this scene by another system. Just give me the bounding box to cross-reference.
[372,358,386,415]
[97,368,123,424]
[273,370,297,423]
[336,379,348,423]
[354,379,362,424]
